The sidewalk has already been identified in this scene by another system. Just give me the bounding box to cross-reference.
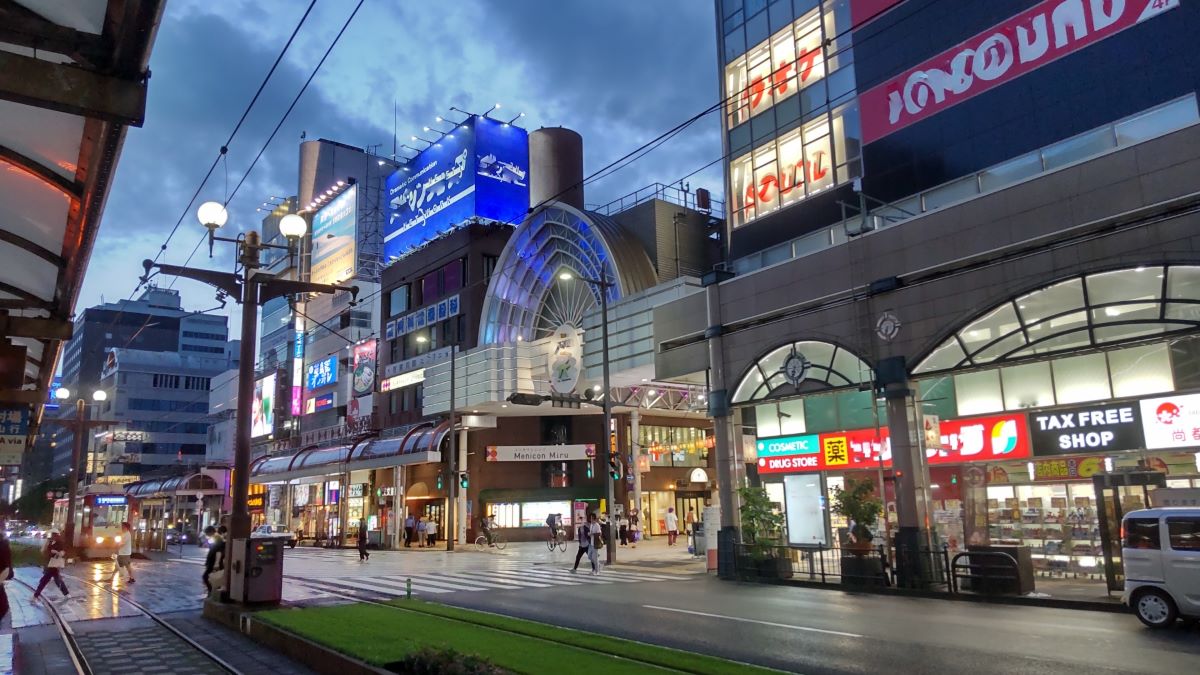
[458,533,709,574]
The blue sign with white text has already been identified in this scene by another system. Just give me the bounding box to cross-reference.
[756,434,821,457]
[305,355,338,391]
[384,116,528,262]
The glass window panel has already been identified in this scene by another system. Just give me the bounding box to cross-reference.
[1024,310,1088,346]
[1017,279,1086,324]
[746,0,768,16]
[1052,353,1112,403]
[923,175,980,211]
[762,241,792,266]
[769,1,794,36]
[1167,517,1200,551]
[1086,267,1162,305]
[803,118,835,195]
[833,102,861,164]
[1001,362,1055,410]
[779,398,807,434]
[917,376,957,420]
[1094,322,1175,344]
[959,303,1021,355]
[973,332,1028,364]
[745,11,771,61]
[1108,343,1173,397]
[792,340,835,373]
[1009,328,1092,357]
[751,107,777,141]
[723,0,743,19]
[768,27,799,102]
[837,389,883,430]
[1042,127,1116,170]
[916,339,967,373]
[793,0,818,16]
[729,150,756,227]
[729,123,753,157]
[744,41,774,119]
[1115,96,1198,146]
[776,129,806,209]
[1168,266,1200,300]
[830,345,867,384]
[1091,302,1160,325]
[1165,302,1200,322]
[757,344,793,380]
[724,25,747,63]
[800,80,827,116]
[979,152,1042,192]
[755,403,782,437]
[794,228,830,257]
[803,393,839,433]
[793,10,825,88]
[954,369,1004,416]
[724,56,749,128]
[774,88,802,128]
[732,366,764,403]
[826,66,855,107]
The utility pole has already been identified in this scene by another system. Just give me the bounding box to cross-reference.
[446,344,457,552]
[145,203,356,602]
[48,391,115,560]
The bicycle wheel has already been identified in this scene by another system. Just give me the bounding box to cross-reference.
[495,535,507,550]
[556,538,567,552]
[546,537,556,551]
[475,535,487,552]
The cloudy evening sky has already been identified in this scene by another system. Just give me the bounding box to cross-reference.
[79,0,723,335]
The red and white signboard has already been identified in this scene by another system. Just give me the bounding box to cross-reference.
[929,414,1032,464]
[859,0,1180,144]
[1140,392,1200,449]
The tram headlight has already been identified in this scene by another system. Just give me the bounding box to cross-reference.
[95,536,104,544]
[115,536,122,544]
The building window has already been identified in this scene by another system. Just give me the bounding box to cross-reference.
[388,285,410,318]
[420,271,440,304]
[482,255,499,282]
[443,259,464,294]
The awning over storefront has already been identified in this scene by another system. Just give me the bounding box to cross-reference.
[249,422,448,484]
[125,472,224,499]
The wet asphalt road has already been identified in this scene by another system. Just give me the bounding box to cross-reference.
[439,573,1200,674]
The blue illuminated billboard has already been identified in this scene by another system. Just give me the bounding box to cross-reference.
[384,116,528,261]
[311,184,357,285]
[305,355,338,391]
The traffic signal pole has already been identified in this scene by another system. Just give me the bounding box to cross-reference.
[600,278,616,564]
[446,344,457,552]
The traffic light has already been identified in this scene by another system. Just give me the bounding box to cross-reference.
[586,460,594,479]
[506,392,546,406]
[458,472,469,489]
[608,457,622,480]
[436,472,444,490]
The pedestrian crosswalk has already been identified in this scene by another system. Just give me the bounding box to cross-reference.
[290,564,691,599]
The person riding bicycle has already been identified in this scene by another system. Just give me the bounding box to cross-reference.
[480,514,496,547]
[546,513,561,542]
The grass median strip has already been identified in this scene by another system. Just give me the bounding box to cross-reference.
[258,600,778,675]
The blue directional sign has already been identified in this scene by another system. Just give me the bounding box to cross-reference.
[305,355,338,391]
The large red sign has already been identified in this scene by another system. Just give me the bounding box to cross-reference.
[859,0,1180,144]
[756,413,1031,474]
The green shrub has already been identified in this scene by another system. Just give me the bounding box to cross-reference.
[384,647,511,675]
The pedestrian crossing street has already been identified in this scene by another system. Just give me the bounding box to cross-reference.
[291,563,693,599]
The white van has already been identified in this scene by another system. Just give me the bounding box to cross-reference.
[1121,508,1200,627]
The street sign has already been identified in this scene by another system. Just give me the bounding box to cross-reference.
[0,406,29,465]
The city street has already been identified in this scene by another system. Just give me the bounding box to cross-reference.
[8,539,1193,674]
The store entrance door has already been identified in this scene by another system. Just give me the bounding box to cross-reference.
[1094,471,1167,592]
[676,495,706,534]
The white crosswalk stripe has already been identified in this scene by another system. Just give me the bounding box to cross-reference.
[290,563,690,598]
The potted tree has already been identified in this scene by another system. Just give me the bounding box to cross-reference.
[830,479,885,585]
[737,486,793,580]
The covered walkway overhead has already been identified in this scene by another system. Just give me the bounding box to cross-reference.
[249,422,449,484]
[125,472,224,499]
[0,1,164,440]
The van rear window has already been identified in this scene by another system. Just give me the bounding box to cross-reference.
[1167,518,1200,551]
[1124,518,1161,549]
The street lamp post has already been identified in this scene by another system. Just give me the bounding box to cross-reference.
[559,272,617,564]
[143,202,356,602]
[49,387,113,560]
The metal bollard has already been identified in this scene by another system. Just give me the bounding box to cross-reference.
[406,578,412,600]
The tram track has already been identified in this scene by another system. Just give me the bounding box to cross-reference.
[16,571,242,675]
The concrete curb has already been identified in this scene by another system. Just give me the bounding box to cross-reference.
[203,600,388,675]
[728,575,1128,613]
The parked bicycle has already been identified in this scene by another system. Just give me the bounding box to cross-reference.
[475,531,507,551]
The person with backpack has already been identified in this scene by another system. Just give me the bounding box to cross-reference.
[32,529,69,601]
[109,522,136,585]
[202,525,224,596]
[571,513,603,575]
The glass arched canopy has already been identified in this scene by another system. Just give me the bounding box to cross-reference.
[914,265,1200,374]
[732,340,872,404]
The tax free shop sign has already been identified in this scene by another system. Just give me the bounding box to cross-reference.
[1029,403,1144,455]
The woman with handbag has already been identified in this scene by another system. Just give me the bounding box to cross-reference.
[33,529,69,601]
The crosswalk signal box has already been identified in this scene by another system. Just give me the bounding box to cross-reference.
[229,538,285,604]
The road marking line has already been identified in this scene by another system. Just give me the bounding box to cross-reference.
[642,605,863,638]
[378,575,490,592]
[314,576,452,595]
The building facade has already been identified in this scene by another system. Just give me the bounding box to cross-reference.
[649,0,1200,586]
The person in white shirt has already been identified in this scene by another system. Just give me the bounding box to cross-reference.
[110,522,135,585]
[426,519,438,547]
[586,513,602,575]
[665,507,680,546]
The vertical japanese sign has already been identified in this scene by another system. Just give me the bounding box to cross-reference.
[0,406,29,465]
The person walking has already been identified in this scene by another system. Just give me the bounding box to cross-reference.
[110,522,136,585]
[32,529,69,601]
[202,525,224,597]
[571,513,600,574]
[404,513,415,548]
[618,512,629,546]
[357,519,370,561]
[665,507,680,546]
[629,510,640,548]
[586,513,603,575]
[685,507,697,534]
[0,523,11,625]
[415,516,427,548]
[426,519,438,547]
